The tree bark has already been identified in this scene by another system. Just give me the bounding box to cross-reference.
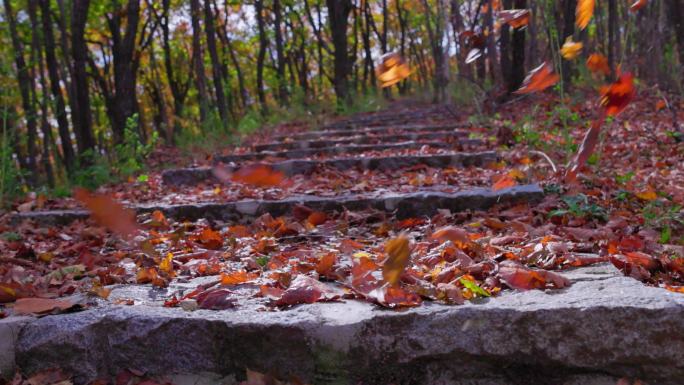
[203,0,228,125]
[39,0,76,174]
[191,0,210,125]
[255,0,269,114]
[666,0,684,86]
[273,0,289,104]
[326,0,353,105]
[71,0,96,156]
[608,0,617,74]
[510,0,527,92]
[4,0,38,184]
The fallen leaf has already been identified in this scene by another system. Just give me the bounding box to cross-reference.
[635,187,657,201]
[560,38,583,60]
[198,228,223,249]
[315,253,337,275]
[576,0,595,30]
[431,226,469,246]
[14,297,77,316]
[307,211,327,226]
[275,274,342,306]
[498,261,570,290]
[231,164,285,187]
[221,270,258,285]
[515,62,560,94]
[383,236,411,286]
[655,99,667,111]
[73,188,138,237]
[195,288,236,310]
[492,174,517,191]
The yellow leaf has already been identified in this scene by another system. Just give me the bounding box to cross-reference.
[636,188,657,201]
[159,252,174,274]
[383,236,410,286]
[560,38,583,60]
[576,0,595,30]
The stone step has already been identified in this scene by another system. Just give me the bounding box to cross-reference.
[163,151,498,186]
[217,140,484,163]
[10,263,684,384]
[254,130,471,152]
[272,123,464,141]
[11,184,542,227]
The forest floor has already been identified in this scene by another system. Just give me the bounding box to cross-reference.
[1,89,684,384]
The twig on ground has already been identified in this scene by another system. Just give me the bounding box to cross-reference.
[529,150,557,174]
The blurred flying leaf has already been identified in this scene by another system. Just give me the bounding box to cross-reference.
[576,0,595,30]
[383,236,411,286]
[498,9,530,29]
[515,62,560,94]
[560,38,583,60]
[586,53,611,76]
[73,188,138,237]
[376,52,411,88]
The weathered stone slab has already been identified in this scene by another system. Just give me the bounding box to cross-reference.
[254,130,469,152]
[272,123,465,141]
[11,184,541,226]
[217,140,484,163]
[0,316,32,381]
[162,152,499,186]
[14,264,684,384]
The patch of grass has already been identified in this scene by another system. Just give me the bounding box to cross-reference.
[549,194,608,222]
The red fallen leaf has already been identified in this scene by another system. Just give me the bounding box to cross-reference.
[221,270,259,285]
[562,254,608,267]
[498,9,530,28]
[315,252,337,275]
[498,261,570,290]
[610,254,652,281]
[629,0,648,12]
[198,228,223,249]
[431,226,469,246]
[307,211,327,226]
[600,72,636,117]
[231,164,284,187]
[436,282,465,304]
[492,174,517,191]
[274,274,342,307]
[292,204,313,221]
[383,236,411,286]
[23,368,70,385]
[339,239,365,253]
[149,210,169,228]
[586,53,611,76]
[655,99,667,111]
[73,188,138,237]
[196,288,236,310]
[229,225,251,238]
[623,251,659,271]
[351,256,381,294]
[14,297,77,316]
[136,267,168,288]
[369,285,422,308]
[515,62,560,94]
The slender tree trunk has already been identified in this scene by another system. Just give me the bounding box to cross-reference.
[666,0,684,86]
[203,0,228,125]
[500,0,513,84]
[561,0,577,85]
[326,0,353,105]
[191,0,210,125]
[4,0,38,184]
[273,0,289,104]
[485,0,498,84]
[608,0,618,74]
[255,0,269,114]
[510,0,527,92]
[39,0,76,174]
[71,0,96,156]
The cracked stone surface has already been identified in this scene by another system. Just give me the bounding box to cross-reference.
[12,264,684,385]
[162,152,499,186]
[11,184,541,227]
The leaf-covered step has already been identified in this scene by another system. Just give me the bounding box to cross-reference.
[271,123,465,141]
[11,184,543,226]
[162,151,498,186]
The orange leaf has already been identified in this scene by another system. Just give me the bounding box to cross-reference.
[307,211,327,226]
[560,38,583,60]
[376,52,411,88]
[383,236,411,286]
[576,0,595,30]
[198,228,223,249]
[431,226,469,246]
[498,9,530,29]
[600,72,636,117]
[315,253,337,275]
[515,62,559,94]
[586,53,611,76]
[221,270,258,285]
[492,174,517,191]
[629,0,648,12]
[655,99,667,111]
[635,187,657,201]
[498,261,570,290]
[74,188,138,237]
[14,297,76,315]
[231,164,285,187]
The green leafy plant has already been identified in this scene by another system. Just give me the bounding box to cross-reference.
[549,194,608,221]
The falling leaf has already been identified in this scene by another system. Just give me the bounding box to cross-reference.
[600,72,636,117]
[560,38,583,60]
[465,48,482,64]
[586,53,611,76]
[498,9,530,28]
[629,0,648,12]
[515,62,560,94]
[73,188,138,237]
[576,0,595,30]
[274,274,342,306]
[231,164,285,187]
[376,52,411,88]
[14,297,77,316]
[383,236,411,286]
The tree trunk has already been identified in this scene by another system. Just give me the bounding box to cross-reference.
[191,0,210,125]
[203,0,228,125]
[4,0,38,184]
[510,0,527,92]
[71,0,96,156]
[608,0,617,74]
[500,0,513,85]
[326,0,353,106]
[255,0,269,114]
[273,0,289,104]
[39,0,76,174]
[666,0,684,87]
[561,0,577,85]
